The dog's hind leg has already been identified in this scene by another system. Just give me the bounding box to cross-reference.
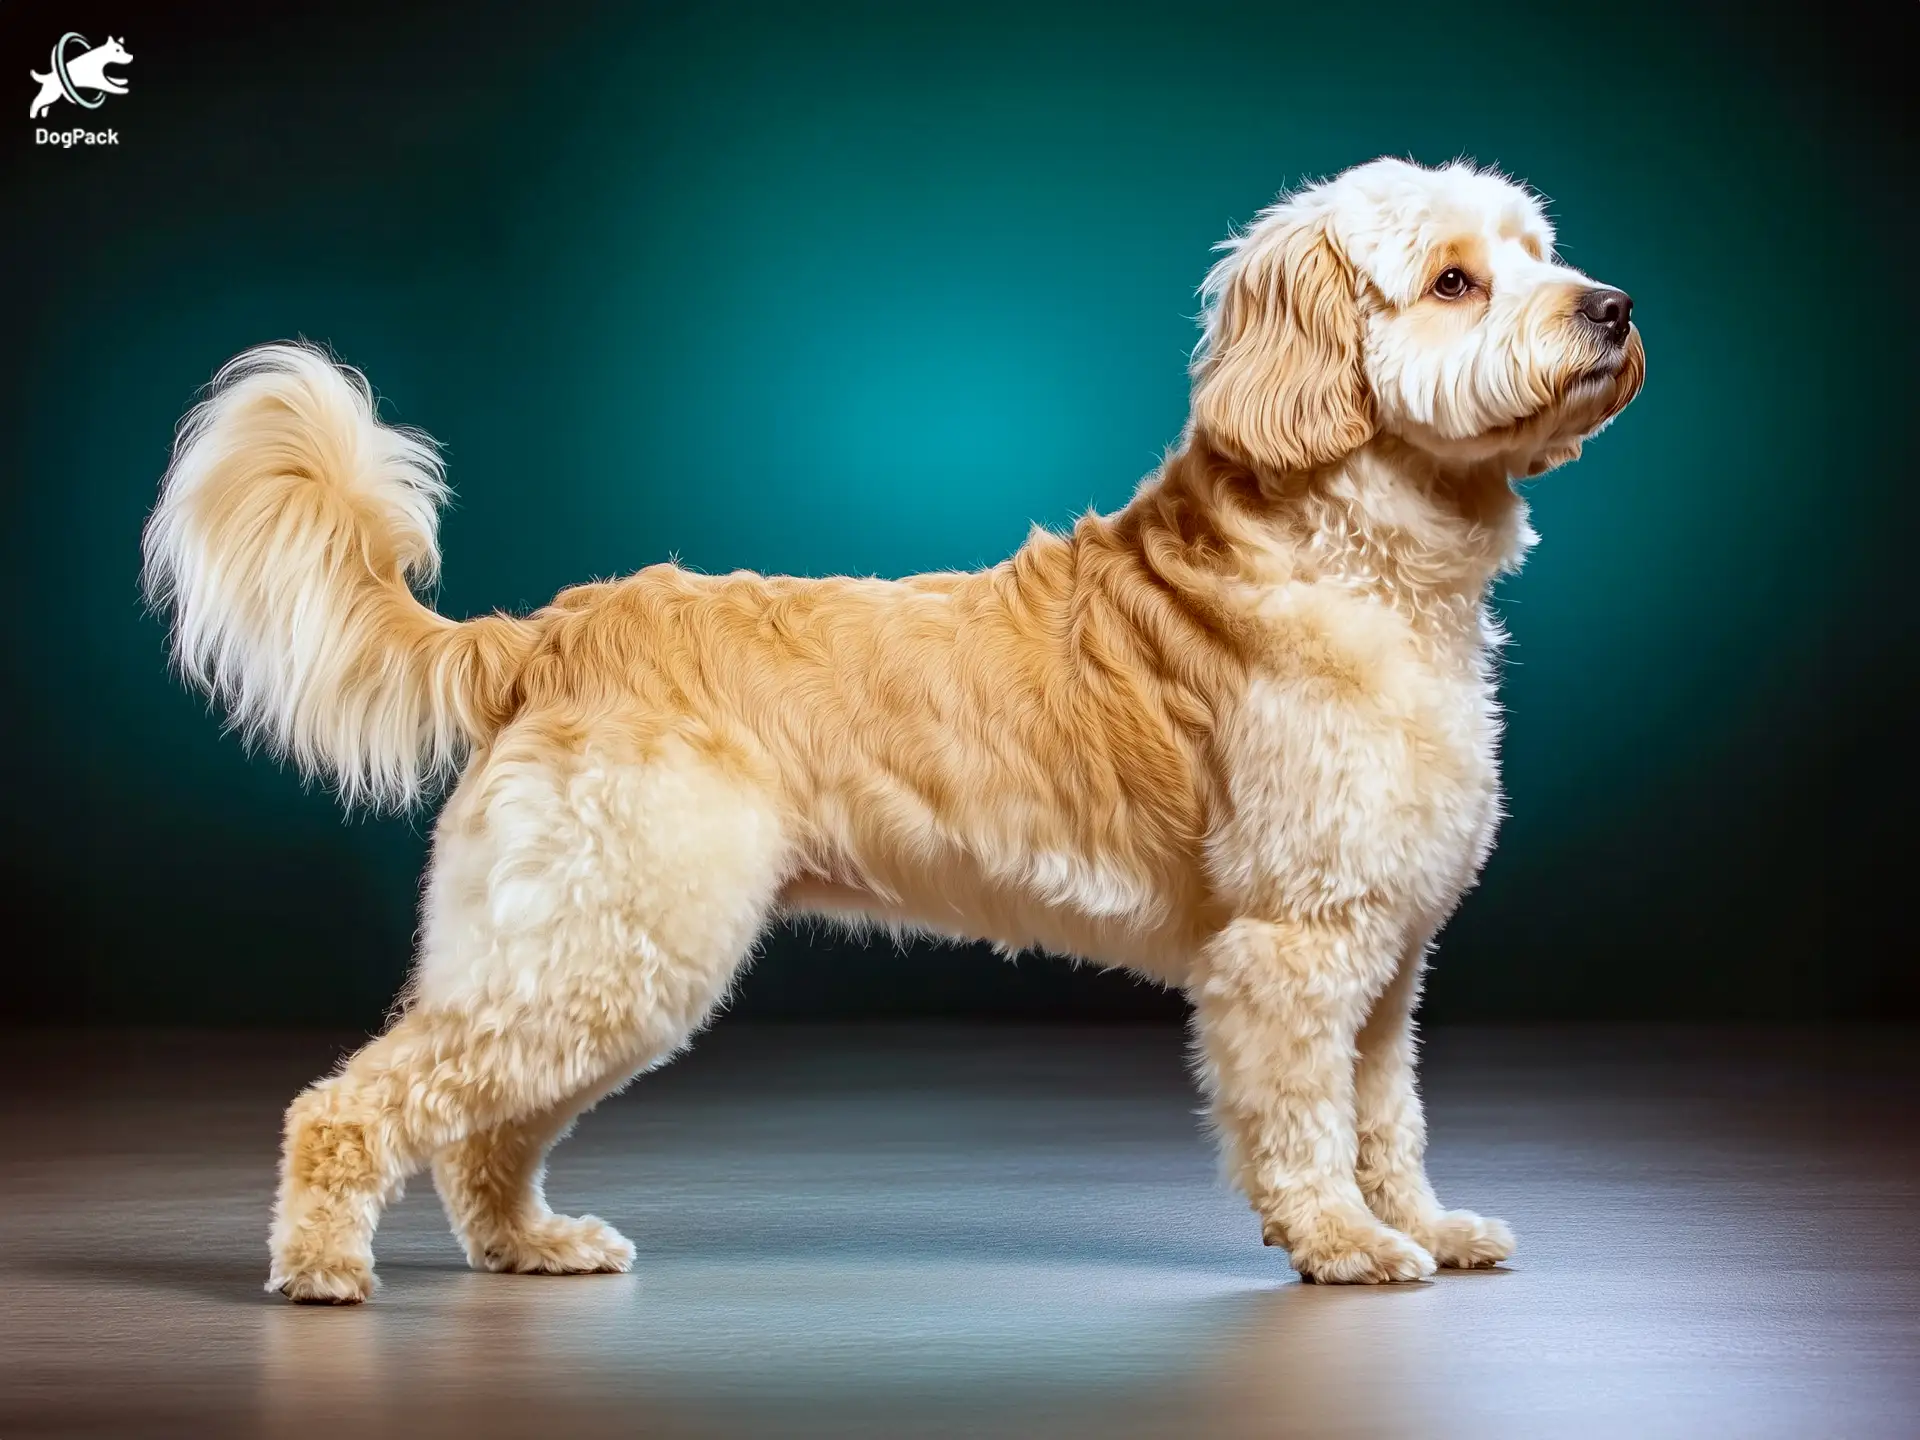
[432,1080,638,1276]
[267,730,789,1303]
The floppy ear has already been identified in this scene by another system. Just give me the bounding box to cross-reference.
[1190,214,1374,475]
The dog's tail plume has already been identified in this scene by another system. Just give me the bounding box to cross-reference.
[142,342,535,809]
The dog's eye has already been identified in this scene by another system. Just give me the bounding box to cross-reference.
[1432,267,1472,300]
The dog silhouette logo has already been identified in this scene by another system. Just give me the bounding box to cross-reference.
[29,34,133,119]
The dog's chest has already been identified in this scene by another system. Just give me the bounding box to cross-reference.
[1208,586,1504,921]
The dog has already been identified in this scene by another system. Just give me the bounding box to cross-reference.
[142,156,1643,1302]
[28,35,132,119]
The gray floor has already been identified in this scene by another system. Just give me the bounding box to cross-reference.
[1,1025,1914,1439]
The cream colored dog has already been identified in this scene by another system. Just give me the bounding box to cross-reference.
[142,157,1643,1302]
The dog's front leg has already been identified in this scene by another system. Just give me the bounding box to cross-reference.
[1191,914,1436,1284]
[1353,934,1515,1269]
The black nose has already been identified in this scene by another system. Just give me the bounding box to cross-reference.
[1577,287,1634,344]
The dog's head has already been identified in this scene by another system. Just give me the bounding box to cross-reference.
[1191,157,1644,480]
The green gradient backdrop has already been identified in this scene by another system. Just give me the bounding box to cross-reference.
[0,0,1911,1024]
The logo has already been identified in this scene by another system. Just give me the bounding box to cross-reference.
[29,33,131,145]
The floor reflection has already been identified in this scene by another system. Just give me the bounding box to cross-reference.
[4,1025,1915,1438]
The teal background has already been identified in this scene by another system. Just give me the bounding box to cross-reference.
[0,0,1911,1024]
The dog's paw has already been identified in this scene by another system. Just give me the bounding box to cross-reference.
[269,1255,377,1304]
[473,1214,635,1276]
[1414,1210,1516,1270]
[1270,1216,1437,1284]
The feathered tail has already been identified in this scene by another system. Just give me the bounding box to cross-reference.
[141,342,535,808]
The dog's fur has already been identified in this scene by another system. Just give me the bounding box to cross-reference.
[142,157,1643,1301]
